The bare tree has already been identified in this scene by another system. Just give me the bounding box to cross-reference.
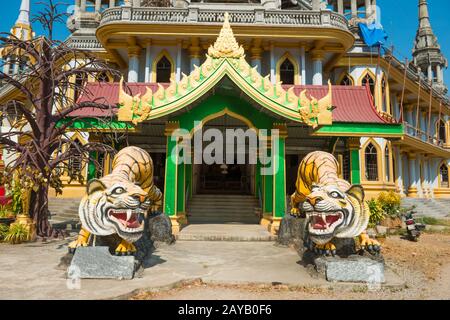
[0,1,121,238]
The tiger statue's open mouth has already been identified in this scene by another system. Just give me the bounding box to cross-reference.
[108,208,146,231]
[308,210,344,233]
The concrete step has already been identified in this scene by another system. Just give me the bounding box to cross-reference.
[401,198,450,218]
[188,217,260,224]
[176,224,275,241]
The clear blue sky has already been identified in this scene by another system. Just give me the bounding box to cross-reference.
[1,0,449,85]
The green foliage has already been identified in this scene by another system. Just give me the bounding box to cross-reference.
[377,191,401,218]
[10,179,23,215]
[4,223,30,244]
[0,205,14,218]
[367,199,385,228]
[0,224,9,241]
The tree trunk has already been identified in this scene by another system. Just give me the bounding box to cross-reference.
[30,184,57,238]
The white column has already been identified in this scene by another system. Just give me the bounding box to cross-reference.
[415,156,423,197]
[312,53,323,85]
[145,43,151,83]
[300,45,306,85]
[109,0,115,8]
[80,0,87,12]
[351,0,357,18]
[365,0,372,18]
[95,0,101,12]
[128,55,140,83]
[408,156,418,197]
[427,65,433,82]
[396,149,405,196]
[436,65,443,83]
[270,43,276,84]
[176,42,182,82]
[337,0,344,14]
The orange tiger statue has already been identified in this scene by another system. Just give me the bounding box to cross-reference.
[68,146,163,255]
[290,151,380,256]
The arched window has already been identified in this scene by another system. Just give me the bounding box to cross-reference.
[362,72,376,100]
[73,74,85,102]
[438,120,446,144]
[365,142,379,181]
[156,56,172,83]
[279,58,295,85]
[340,74,353,86]
[440,164,449,188]
[385,145,391,182]
[96,72,110,83]
[68,139,83,175]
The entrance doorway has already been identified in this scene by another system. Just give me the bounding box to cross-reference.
[192,114,256,196]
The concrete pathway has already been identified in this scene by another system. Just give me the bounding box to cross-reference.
[0,239,403,300]
[176,224,276,241]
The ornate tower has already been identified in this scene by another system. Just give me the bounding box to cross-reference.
[412,0,447,94]
[11,0,33,41]
[1,0,33,77]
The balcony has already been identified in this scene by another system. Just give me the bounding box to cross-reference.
[99,6,349,31]
[402,122,450,157]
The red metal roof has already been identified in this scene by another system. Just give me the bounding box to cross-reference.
[72,82,389,124]
[286,85,387,124]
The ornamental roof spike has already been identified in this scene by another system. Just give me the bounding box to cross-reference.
[207,12,245,59]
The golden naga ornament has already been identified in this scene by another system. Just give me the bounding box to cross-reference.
[298,81,334,128]
[118,78,153,125]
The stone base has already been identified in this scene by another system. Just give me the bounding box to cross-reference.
[69,247,136,280]
[276,215,306,247]
[147,212,176,244]
[313,254,385,283]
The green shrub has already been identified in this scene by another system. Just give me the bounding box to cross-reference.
[377,191,401,218]
[367,199,385,228]
[4,223,30,244]
[0,224,9,241]
[0,205,14,218]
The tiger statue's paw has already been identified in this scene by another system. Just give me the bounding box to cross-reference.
[68,229,90,254]
[312,242,337,256]
[290,207,303,218]
[115,240,137,256]
[359,232,381,255]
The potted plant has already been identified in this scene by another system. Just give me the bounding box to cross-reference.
[378,191,403,229]
[4,223,30,244]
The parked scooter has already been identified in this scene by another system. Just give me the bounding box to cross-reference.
[404,209,426,241]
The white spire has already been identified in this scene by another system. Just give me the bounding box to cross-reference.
[16,0,30,26]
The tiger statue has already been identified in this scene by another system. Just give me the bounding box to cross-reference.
[290,151,380,256]
[68,146,163,255]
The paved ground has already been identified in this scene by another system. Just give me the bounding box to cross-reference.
[0,238,403,300]
[176,224,276,241]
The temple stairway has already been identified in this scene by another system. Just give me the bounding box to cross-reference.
[186,194,261,224]
[401,198,450,218]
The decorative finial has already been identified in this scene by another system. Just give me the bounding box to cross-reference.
[207,12,245,59]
